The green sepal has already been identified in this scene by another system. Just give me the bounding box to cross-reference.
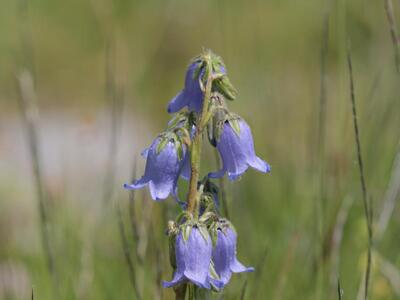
[175,211,191,225]
[199,211,217,224]
[168,111,190,130]
[207,118,215,147]
[213,75,237,100]
[208,104,228,146]
[228,117,241,137]
[156,136,170,154]
[176,127,191,147]
[167,221,179,268]
[191,57,204,82]
[209,222,219,247]
[208,262,223,292]
[182,224,192,242]
[174,139,184,161]
[198,224,210,244]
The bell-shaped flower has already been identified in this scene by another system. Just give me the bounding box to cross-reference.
[212,227,254,286]
[167,62,227,113]
[209,119,270,180]
[124,137,190,200]
[168,61,203,113]
[163,226,218,289]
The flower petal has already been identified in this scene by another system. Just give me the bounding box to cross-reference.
[180,152,191,181]
[167,91,187,113]
[162,271,185,288]
[211,119,269,180]
[123,176,148,190]
[248,156,271,174]
[230,258,255,273]
[182,228,212,288]
[208,168,226,179]
[212,230,234,285]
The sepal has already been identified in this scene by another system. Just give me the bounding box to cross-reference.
[227,114,241,137]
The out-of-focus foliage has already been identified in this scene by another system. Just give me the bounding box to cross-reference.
[0,0,399,299]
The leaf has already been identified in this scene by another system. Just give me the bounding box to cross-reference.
[228,118,241,137]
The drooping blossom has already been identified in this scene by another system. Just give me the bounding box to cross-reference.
[167,61,226,113]
[124,138,190,200]
[209,119,270,180]
[212,227,254,286]
[163,226,222,289]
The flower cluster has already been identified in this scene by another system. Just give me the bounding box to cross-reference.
[124,50,270,295]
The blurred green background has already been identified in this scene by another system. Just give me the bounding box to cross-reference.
[1,0,400,299]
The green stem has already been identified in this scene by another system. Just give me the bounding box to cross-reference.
[175,53,214,300]
[187,56,213,215]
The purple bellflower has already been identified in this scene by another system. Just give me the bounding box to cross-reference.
[167,62,226,113]
[163,226,221,289]
[213,227,254,286]
[209,119,270,180]
[124,138,190,200]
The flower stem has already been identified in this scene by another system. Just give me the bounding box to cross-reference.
[187,56,213,215]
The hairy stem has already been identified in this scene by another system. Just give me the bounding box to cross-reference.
[187,57,213,214]
[177,54,213,300]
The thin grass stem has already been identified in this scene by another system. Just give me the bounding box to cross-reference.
[346,46,373,300]
[384,0,400,73]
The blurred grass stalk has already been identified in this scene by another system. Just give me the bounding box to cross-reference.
[329,196,354,297]
[101,17,145,299]
[16,0,57,292]
[376,142,400,239]
[102,34,123,206]
[347,45,373,300]
[384,0,400,73]
[17,71,56,286]
[315,0,331,297]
